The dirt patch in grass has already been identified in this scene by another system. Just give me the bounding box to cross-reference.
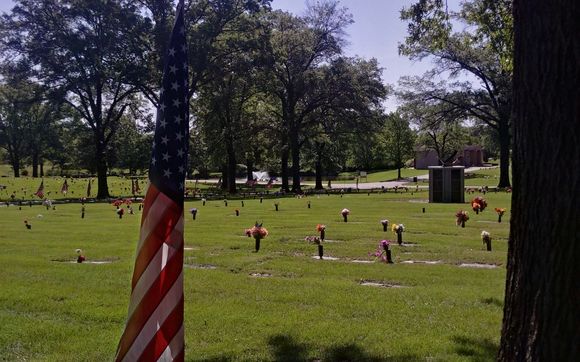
[458,263,499,269]
[400,260,441,265]
[359,280,407,288]
[184,263,217,270]
[311,256,339,260]
[250,272,272,277]
[53,257,119,264]
[351,259,373,264]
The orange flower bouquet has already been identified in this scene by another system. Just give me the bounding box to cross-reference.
[495,208,506,223]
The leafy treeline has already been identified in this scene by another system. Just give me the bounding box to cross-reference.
[0,0,512,197]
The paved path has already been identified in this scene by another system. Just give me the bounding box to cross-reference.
[189,166,498,191]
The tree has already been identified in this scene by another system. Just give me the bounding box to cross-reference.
[1,0,151,198]
[383,113,415,179]
[0,80,29,177]
[266,1,353,192]
[399,0,513,187]
[497,0,579,359]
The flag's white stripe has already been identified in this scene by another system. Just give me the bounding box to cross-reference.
[137,192,174,253]
[128,218,183,318]
[157,324,184,362]
[122,272,184,362]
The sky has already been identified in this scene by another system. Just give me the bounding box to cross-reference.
[0,0,462,111]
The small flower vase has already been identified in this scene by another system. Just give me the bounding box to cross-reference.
[307,201,311,209]
[254,237,261,252]
[422,207,425,213]
[224,201,228,207]
[498,215,502,223]
[275,204,279,211]
[320,229,325,241]
[241,201,244,207]
[461,220,465,228]
[235,210,239,216]
[26,224,31,230]
[119,213,123,219]
[484,237,492,251]
[139,204,142,211]
[397,230,403,245]
[343,214,348,222]
[81,212,85,219]
[383,224,387,232]
[260,197,263,203]
[475,209,479,215]
[318,244,324,259]
[202,200,206,206]
[383,244,394,264]
[192,212,196,220]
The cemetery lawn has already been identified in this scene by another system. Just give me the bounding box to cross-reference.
[0,189,510,361]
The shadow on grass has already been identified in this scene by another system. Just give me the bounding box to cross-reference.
[452,336,498,362]
[267,334,423,362]
[481,297,504,308]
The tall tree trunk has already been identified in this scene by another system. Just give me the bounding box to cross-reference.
[281,148,289,192]
[226,142,237,194]
[220,165,228,191]
[315,151,323,190]
[290,126,301,193]
[497,119,511,188]
[32,150,39,178]
[498,1,580,360]
[12,157,20,178]
[95,139,110,199]
[39,158,44,177]
[246,156,253,182]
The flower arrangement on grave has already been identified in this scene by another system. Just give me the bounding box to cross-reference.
[341,208,350,222]
[247,222,268,252]
[391,224,405,245]
[481,231,492,251]
[116,208,125,219]
[471,197,487,214]
[495,208,506,223]
[76,249,85,263]
[305,235,324,259]
[245,228,252,237]
[370,240,394,264]
[112,199,123,208]
[380,219,389,232]
[316,224,326,241]
[190,208,198,220]
[456,211,469,227]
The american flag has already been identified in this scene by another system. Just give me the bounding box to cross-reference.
[61,179,68,195]
[34,180,44,199]
[115,1,189,361]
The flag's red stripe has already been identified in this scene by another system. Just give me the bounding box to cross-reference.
[140,185,161,224]
[173,346,185,362]
[138,296,184,361]
[117,248,183,360]
[132,204,181,289]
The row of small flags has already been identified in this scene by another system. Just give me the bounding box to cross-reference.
[32,178,140,199]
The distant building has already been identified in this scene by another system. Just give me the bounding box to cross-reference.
[414,145,484,169]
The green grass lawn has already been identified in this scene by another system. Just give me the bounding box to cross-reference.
[0,187,510,361]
